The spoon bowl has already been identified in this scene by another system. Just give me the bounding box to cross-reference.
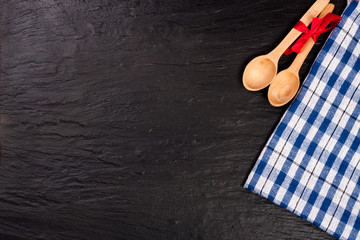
[268,71,300,107]
[243,55,277,91]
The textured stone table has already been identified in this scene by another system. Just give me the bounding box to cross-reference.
[0,0,347,239]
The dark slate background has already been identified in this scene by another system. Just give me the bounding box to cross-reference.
[0,0,348,239]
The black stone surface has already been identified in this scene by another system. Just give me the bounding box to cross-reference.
[0,0,347,239]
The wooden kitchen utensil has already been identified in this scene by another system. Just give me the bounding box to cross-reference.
[242,0,330,91]
[267,3,335,107]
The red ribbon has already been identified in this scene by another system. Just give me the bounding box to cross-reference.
[284,13,341,55]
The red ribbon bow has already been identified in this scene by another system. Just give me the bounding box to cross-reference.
[284,13,341,55]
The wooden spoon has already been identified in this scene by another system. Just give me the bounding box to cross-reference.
[268,3,335,107]
[242,0,330,91]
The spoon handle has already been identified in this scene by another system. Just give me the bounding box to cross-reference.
[288,3,335,74]
[268,0,329,60]
[287,40,315,74]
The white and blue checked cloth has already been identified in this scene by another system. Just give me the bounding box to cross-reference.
[244,1,360,239]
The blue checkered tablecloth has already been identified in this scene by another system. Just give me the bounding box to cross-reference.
[244,1,360,239]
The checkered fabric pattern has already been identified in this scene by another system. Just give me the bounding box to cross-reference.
[244,1,360,240]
